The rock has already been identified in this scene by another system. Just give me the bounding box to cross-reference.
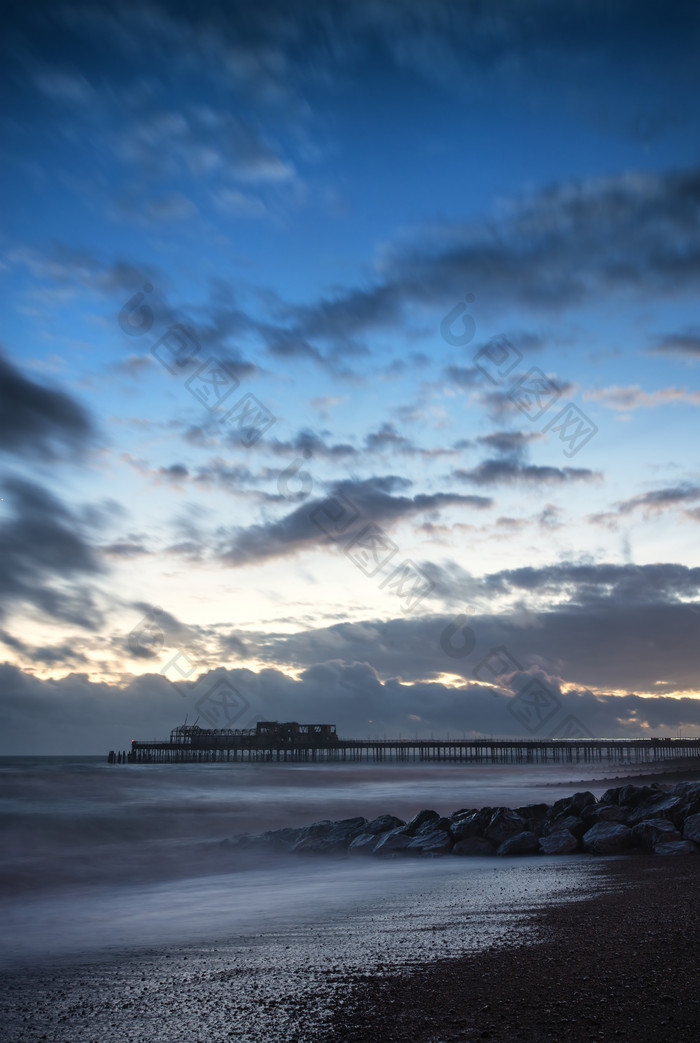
[408,829,453,856]
[682,813,700,844]
[262,826,305,850]
[583,822,632,854]
[630,818,682,850]
[372,827,414,857]
[291,816,368,854]
[516,803,550,834]
[415,815,452,835]
[545,814,587,840]
[516,803,550,819]
[654,840,698,856]
[539,829,579,855]
[582,804,630,827]
[618,784,657,808]
[551,791,597,819]
[673,793,700,826]
[364,814,406,836]
[449,807,493,842]
[484,808,527,846]
[223,826,303,853]
[452,836,496,856]
[626,795,684,827]
[497,831,540,856]
[450,808,477,821]
[403,809,440,835]
[348,832,378,856]
[600,786,624,806]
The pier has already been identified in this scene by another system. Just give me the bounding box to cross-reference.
[113,721,700,766]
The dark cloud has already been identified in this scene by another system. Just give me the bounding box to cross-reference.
[448,425,598,486]
[101,541,149,558]
[444,365,481,388]
[245,562,700,697]
[478,561,700,605]
[453,459,598,487]
[652,328,700,357]
[3,647,700,755]
[0,478,104,628]
[590,484,700,524]
[245,161,700,360]
[219,477,493,566]
[476,431,539,457]
[0,351,93,459]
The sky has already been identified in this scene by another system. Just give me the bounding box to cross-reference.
[2,0,700,753]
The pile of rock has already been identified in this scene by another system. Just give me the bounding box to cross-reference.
[223,779,700,859]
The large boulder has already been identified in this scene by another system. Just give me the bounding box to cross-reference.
[545,814,587,840]
[372,827,414,857]
[516,803,550,819]
[408,829,453,856]
[672,788,700,827]
[654,840,698,856]
[452,836,496,856]
[516,803,551,834]
[497,831,540,856]
[551,791,597,819]
[600,786,624,806]
[348,832,379,856]
[626,795,684,827]
[683,814,700,844]
[291,816,368,854]
[403,809,440,835]
[582,804,630,827]
[617,784,657,808]
[450,807,477,821]
[449,807,494,842]
[539,829,579,855]
[415,816,452,835]
[224,826,304,854]
[630,819,682,850]
[484,808,527,846]
[583,822,632,854]
[364,814,406,836]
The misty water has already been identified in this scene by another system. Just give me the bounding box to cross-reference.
[0,756,627,973]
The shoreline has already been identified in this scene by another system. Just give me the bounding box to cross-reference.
[324,856,700,1042]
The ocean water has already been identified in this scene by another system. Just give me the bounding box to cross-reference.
[0,756,631,967]
[0,756,650,1040]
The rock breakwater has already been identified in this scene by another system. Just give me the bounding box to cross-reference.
[223,779,700,859]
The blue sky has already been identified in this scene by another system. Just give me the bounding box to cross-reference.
[1,0,700,752]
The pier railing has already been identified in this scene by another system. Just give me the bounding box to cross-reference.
[121,735,700,765]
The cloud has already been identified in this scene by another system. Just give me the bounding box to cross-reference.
[234,161,700,362]
[449,426,598,486]
[247,560,700,696]
[0,478,104,628]
[0,351,93,459]
[651,328,700,357]
[590,484,700,524]
[453,459,598,486]
[586,384,700,409]
[218,477,493,566]
[3,647,700,755]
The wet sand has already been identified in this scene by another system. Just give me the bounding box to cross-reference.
[326,856,700,1043]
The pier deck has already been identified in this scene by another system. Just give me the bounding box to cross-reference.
[121,730,700,766]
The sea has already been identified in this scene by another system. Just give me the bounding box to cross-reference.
[0,755,665,1041]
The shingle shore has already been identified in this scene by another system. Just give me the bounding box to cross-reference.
[322,856,700,1042]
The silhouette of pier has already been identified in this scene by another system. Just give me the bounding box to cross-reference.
[113,721,700,766]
